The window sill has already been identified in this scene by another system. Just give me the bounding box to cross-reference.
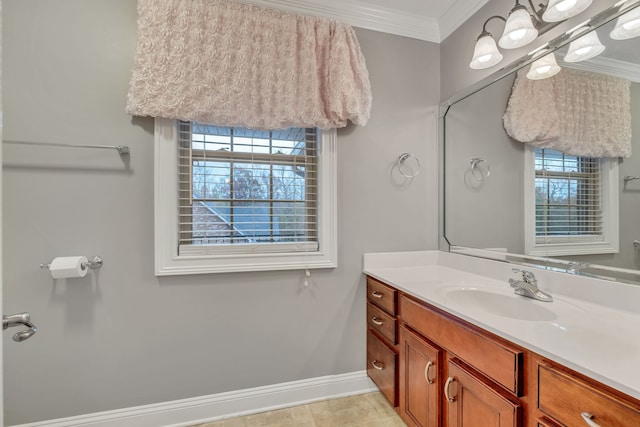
[156,253,337,276]
[528,241,619,257]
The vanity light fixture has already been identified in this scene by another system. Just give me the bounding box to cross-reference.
[610,3,640,40]
[527,51,562,79]
[564,29,605,62]
[468,0,596,70]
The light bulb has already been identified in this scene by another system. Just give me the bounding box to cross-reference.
[509,28,527,41]
[555,0,577,12]
[623,19,640,31]
[536,65,552,74]
[574,46,592,56]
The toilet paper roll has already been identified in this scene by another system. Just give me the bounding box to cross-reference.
[49,256,88,279]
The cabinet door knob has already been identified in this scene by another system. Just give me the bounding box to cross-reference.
[581,412,602,427]
[371,360,385,371]
[444,376,456,402]
[371,317,384,326]
[371,291,383,299]
[424,360,435,384]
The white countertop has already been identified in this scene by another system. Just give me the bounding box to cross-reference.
[363,250,640,400]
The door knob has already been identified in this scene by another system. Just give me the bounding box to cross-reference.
[3,312,37,342]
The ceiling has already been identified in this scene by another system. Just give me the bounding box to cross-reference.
[237,0,490,42]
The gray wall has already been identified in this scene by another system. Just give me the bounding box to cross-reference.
[2,0,440,424]
[444,73,524,253]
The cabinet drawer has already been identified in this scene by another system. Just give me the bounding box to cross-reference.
[400,295,522,395]
[538,364,640,427]
[367,276,397,315]
[367,302,397,344]
[367,330,397,406]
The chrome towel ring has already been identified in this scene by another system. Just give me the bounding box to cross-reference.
[397,152,421,178]
[470,158,490,181]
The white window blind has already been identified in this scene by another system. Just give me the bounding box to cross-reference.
[535,148,603,243]
[177,121,320,255]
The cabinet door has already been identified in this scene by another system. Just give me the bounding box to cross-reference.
[445,359,520,427]
[367,330,398,406]
[399,326,441,427]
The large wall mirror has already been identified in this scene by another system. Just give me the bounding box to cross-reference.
[442,1,640,284]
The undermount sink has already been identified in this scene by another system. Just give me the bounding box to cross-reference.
[444,288,558,321]
[439,286,587,322]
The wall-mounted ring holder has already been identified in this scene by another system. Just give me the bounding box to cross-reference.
[470,158,490,181]
[397,153,421,178]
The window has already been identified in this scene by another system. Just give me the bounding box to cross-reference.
[524,147,619,256]
[155,118,337,275]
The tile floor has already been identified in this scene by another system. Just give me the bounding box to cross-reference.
[191,392,406,427]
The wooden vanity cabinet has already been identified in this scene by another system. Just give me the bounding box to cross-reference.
[366,276,398,407]
[365,275,640,427]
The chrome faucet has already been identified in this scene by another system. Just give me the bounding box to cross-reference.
[508,268,553,302]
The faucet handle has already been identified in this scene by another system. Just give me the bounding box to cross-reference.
[511,268,536,283]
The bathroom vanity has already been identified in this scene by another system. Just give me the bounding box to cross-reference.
[364,251,640,427]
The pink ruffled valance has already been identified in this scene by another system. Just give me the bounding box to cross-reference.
[125,0,372,129]
[503,68,632,158]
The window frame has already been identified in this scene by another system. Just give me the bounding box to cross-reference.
[524,145,619,257]
[154,118,337,275]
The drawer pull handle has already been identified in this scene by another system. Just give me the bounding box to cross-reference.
[371,291,383,299]
[424,360,435,384]
[444,376,456,402]
[371,317,384,326]
[371,360,385,371]
[581,412,601,427]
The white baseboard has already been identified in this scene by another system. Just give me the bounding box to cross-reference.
[12,371,377,427]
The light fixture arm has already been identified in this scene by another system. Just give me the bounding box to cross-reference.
[526,0,563,34]
[479,15,507,37]
[527,0,548,24]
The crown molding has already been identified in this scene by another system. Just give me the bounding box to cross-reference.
[560,56,640,83]
[234,0,441,42]
[439,0,492,41]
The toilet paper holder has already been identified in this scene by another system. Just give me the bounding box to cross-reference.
[40,255,103,271]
